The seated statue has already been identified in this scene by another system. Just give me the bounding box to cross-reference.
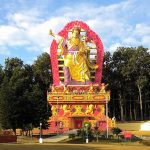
[49,25,98,85]
[51,105,57,115]
[85,104,94,114]
[62,105,70,115]
[99,83,108,93]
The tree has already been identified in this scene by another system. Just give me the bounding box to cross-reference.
[111,47,130,121]
[0,53,53,133]
[0,58,36,134]
[122,46,150,120]
[0,65,4,85]
[0,65,4,129]
[0,77,13,130]
[102,51,113,84]
[32,52,52,89]
[103,46,150,121]
[32,52,52,129]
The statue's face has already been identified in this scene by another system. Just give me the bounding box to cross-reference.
[72,29,80,38]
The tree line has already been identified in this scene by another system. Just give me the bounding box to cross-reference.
[0,46,150,134]
[102,46,150,121]
[0,53,52,134]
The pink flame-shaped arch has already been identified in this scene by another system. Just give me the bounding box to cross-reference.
[50,20,104,86]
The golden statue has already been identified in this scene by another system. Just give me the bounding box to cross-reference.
[51,105,57,115]
[85,104,94,115]
[100,83,108,93]
[49,26,98,85]
[62,105,70,115]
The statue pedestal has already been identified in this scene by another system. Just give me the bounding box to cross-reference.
[47,84,112,133]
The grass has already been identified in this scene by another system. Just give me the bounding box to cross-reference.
[1,135,149,150]
[0,143,149,150]
[16,134,150,148]
[17,136,38,143]
[140,140,150,146]
[130,131,150,137]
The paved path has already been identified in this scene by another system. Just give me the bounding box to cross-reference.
[42,129,78,143]
[43,135,68,143]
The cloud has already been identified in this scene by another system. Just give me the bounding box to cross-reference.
[123,37,140,46]
[26,46,41,52]
[0,0,150,64]
[142,36,150,47]
[0,46,10,55]
[27,17,70,47]
[42,46,50,54]
[108,43,122,53]
[25,56,37,65]
[0,25,30,46]
[0,10,70,54]
[135,23,150,36]
[127,23,150,49]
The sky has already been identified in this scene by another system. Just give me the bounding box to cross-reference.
[0,0,150,66]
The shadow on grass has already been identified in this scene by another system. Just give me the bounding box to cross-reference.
[140,140,150,146]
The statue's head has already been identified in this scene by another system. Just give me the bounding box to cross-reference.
[63,105,68,110]
[72,25,81,38]
[89,104,94,109]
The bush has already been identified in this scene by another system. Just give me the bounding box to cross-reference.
[0,130,13,136]
[130,135,141,142]
[83,122,92,131]
[77,129,86,138]
[112,127,122,136]
[68,133,76,139]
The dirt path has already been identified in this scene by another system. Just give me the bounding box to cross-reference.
[0,143,149,150]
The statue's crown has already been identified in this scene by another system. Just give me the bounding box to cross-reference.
[72,25,81,32]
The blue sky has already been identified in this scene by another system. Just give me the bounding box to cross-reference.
[0,0,150,66]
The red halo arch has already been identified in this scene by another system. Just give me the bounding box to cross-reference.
[50,20,104,86]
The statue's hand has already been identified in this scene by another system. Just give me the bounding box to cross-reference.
[86,46,90,51]
[94,64,99,69]
[49,29,54,36]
